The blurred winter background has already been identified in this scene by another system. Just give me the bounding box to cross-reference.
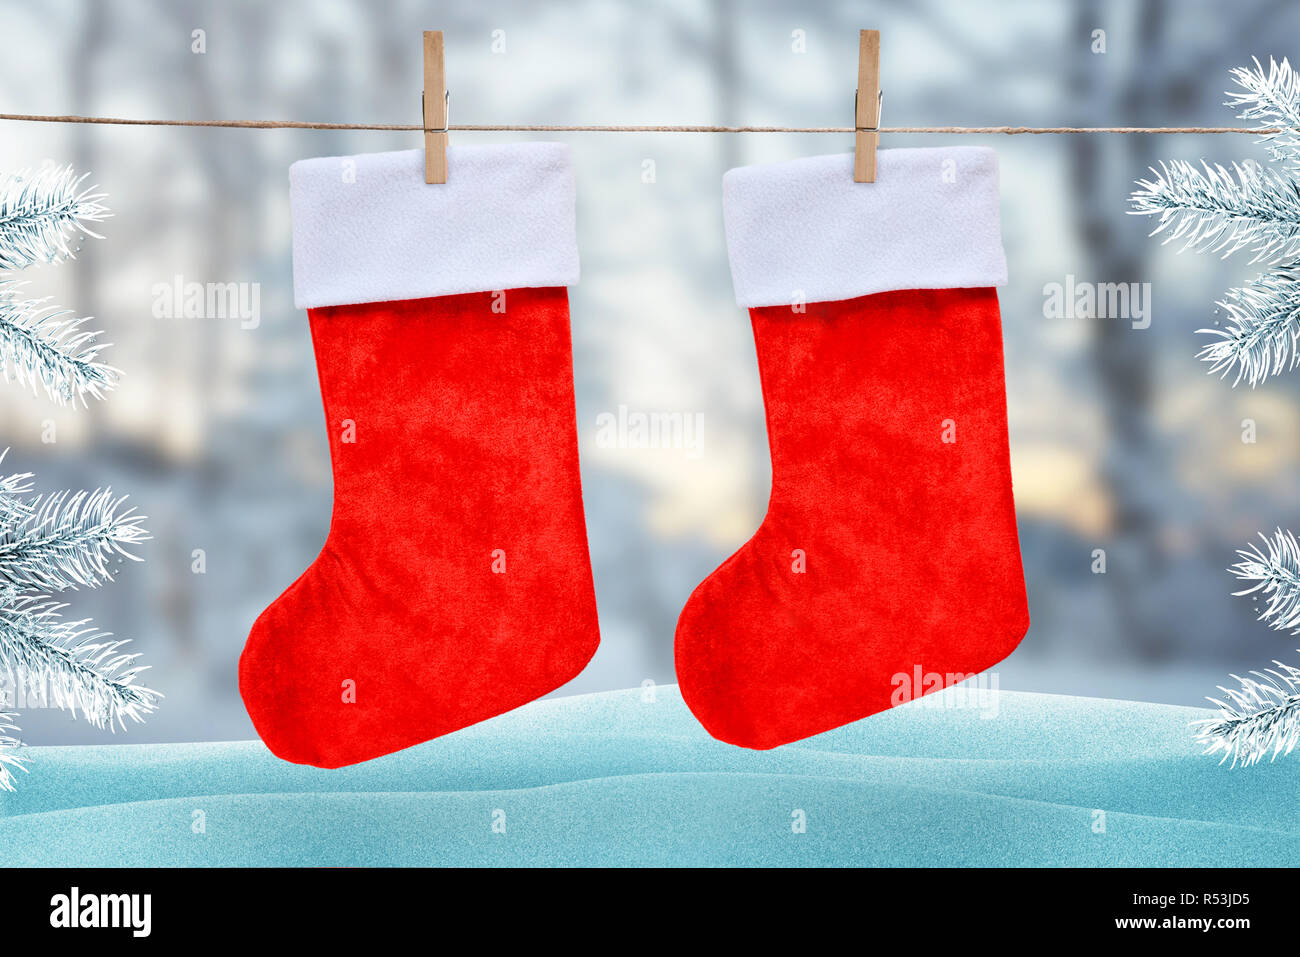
[1,0,1298,744]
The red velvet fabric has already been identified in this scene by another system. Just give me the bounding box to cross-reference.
[674,287,1029,749]
[240,287,600,768]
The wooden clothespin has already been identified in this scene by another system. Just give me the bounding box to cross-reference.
[854,29,881,183]
[423,30,448,184]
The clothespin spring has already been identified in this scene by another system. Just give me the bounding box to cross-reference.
[422,90,450,135]
[854,89,884,135]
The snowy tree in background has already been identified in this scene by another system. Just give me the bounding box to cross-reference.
[0,167,155,790]
[1131,61,1300,766]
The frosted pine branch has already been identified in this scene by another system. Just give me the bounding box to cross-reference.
[0,458,155,788]
[1197,265,1300,386]
[1194,660,1300,767]
[0,591,160,731]
[1129,159,1300,264]
[1229,529,1300,633]
[0,711,25,792]
[1228,56,1300,170]
[1149,62,1300,767]
[0,487,148,592]
[0,165,109,270]
[0,282,121,406]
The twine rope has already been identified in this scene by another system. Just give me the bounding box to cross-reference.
[0,114,1284,134]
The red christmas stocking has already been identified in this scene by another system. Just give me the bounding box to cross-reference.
[240,144,599,768]
[675,147,1029,749]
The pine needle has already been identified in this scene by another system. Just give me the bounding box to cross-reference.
[0,487,148,592]
[0,590,160,732]
[0,711,25,793]
[1194,660,1300,767]
[1228,56,1300,171]
[0,449,33,528]
[1197,264,1300,386]
[1129,158,1300,264]
[0,165,109,270]
[0,281,121,406]
[1229,529,1300,633]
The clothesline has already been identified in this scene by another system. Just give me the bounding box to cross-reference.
[0,114,1284,134]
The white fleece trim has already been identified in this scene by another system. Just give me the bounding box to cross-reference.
[290,143,579,309]
[722,147,1007,308]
